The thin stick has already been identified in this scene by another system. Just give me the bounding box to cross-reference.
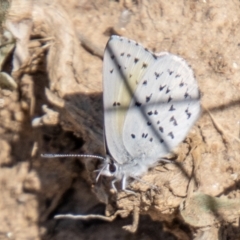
[54,210,127,222]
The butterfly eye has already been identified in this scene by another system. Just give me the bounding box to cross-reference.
[109,163,117,173]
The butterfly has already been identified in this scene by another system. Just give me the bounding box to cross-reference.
[98,35,201,191]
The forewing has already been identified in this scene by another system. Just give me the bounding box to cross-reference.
[103,35,157,164]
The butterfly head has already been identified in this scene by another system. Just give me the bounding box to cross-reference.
[96,155,122,180]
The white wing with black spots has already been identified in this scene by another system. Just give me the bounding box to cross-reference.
[102,35,201,182]
[103,35,158,164]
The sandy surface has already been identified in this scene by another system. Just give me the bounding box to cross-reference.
[1,0,240,239]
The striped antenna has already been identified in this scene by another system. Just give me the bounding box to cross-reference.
[41,154,105,161]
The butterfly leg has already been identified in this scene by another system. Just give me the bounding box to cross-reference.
[111,179,118,192]
[122,175,136,195]
[121,174,127,190]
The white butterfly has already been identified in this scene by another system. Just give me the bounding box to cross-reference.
[99,35,201,190]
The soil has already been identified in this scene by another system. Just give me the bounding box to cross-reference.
[1,0,240,239]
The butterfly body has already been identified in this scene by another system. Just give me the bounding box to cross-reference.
[101,35,201,190]
[100,154,152,190]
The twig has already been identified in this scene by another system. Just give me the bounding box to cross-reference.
[54,210,128,222]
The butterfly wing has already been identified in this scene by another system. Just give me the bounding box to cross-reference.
[122,53,201,162]
[103,35,157,164]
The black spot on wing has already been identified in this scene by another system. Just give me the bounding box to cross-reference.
[134,58,139,64]
[175,74,181,78]
[113,102,120,106]
[148,111,153,116]
[144,133,148,138]
[168,132,174,139]
[157,121,160,124]
[131,134,135,138]
[120,52,124,56]
[159,85,166,91]
[154,110,158,115]
[154,72,163,79]
[127,54,131,58]
[185,108,191,119]
[179,80,184,87]
[160,139,164,143]
[168,69,174,75]
[169,105,176,111]
[143,80,147,85]
[146,94,152,103]
[147,121,151,126]
[110,69,114,74]
[159,126,164,133]
[135,102,142,107]
[142,63,148,69]
[170,116,178,126]
[166,88,170,94]
[150,138,153,142]
[152,54,157,60]
[184,92,189,98]
[168,96,172,103]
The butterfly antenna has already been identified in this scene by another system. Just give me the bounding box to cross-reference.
[41,153,105,161]
[96,164,107,182]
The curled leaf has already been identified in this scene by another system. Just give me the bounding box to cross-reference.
[0,71,17,90]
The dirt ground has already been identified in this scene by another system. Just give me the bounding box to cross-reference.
[1,0,240,239]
